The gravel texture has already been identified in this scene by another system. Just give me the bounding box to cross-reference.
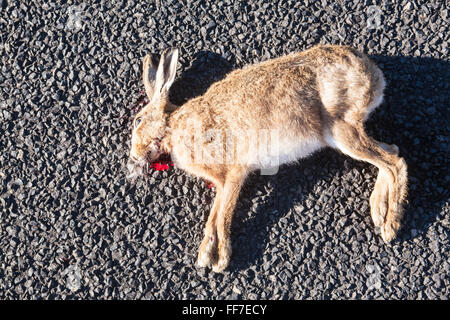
[0,0,448,299]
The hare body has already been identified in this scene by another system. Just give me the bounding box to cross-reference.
[129,45,408,272]
[167,46,386,171]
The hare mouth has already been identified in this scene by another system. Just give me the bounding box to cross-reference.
[126,157,146,179]
[127,148,167,179]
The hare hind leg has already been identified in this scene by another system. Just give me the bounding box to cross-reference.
[375,140,399,155]
[325,121,408,242]
[369,140,400,227]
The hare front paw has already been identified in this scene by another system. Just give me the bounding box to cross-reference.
[197,233,217,268]
[212,240,232,273]
[380,219,400,242]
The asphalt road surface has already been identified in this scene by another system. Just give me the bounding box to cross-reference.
[0,0,448,299]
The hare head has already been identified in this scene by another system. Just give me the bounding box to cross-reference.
[129,48,179,167]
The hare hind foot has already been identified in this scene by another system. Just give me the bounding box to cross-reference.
[370,174,401,242]
[370,171,389,227]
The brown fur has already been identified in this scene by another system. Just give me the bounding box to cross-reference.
[129,45,408,272]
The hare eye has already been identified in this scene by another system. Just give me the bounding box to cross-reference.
[134,117,142,128]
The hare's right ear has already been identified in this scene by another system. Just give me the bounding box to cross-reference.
[150,48,179,103]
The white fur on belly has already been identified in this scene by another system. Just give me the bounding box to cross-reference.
[248,134,325,169]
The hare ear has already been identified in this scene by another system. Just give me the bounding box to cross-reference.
[143,53,160,100]
[154,48,179,99]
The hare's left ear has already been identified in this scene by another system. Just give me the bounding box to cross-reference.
[142,53,160,100]
[153,48,179,100]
